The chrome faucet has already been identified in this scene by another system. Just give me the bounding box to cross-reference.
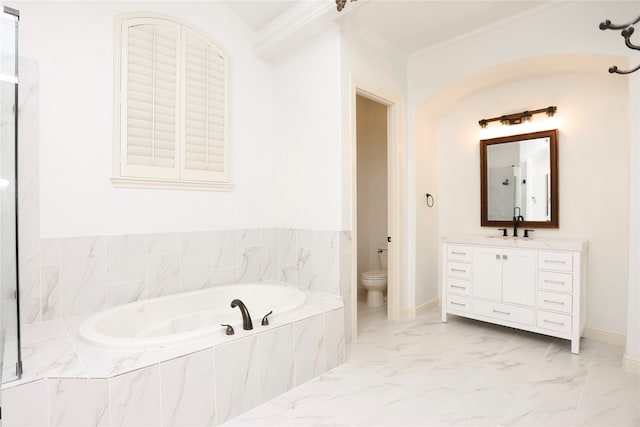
[513,207,524,237]
[231,299,253,330]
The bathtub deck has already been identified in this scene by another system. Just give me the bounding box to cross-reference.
[2,286,345,426]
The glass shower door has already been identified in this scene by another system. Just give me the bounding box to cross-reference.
[0,6,21,386]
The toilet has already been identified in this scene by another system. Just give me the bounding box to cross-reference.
[361,245,388,308]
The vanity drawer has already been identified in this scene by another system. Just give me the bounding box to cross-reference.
[447,245,472,263]
[446,278,471,296]
[538,271,573,293]
[537,310,572,334]
[473,299,534,326]
[537,291,572,314]
[538,251,573,272]
[447,262,471,279]
[446,294,471,313]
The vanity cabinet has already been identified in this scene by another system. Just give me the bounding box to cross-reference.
[442,236,588,354]
[473,247,536,306]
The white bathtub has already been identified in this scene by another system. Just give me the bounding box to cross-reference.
[79,283,306,351]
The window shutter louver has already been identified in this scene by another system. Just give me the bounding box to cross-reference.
[121,19,180,179]
[181,28,228,182]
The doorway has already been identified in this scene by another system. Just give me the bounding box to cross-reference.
[351,79,404,342]
[355,95,389,331]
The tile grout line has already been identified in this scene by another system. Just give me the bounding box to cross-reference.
[61,320,89,380]
[107,376,112,427]
[157,364,164,427]
[497,339,554,426]
[569,340,598,426]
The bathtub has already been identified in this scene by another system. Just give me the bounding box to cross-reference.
[6,283,344,426]
[79,283,307,351]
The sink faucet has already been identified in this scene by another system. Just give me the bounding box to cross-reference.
[513,207,524,237]
[231,299,253,330]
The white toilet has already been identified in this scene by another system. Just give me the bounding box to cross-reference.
[361,245,388,308]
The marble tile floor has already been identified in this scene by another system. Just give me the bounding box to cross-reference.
[225,304,640,426]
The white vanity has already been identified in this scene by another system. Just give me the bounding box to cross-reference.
[441,235,588,353]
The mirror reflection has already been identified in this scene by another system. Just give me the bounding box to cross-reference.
[487,137,550,221]
[480,129,558,228]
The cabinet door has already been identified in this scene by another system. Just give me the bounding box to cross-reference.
[502,249,536,306]
[472,247,502,300]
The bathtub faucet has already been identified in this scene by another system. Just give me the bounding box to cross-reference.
[230,299,253,330]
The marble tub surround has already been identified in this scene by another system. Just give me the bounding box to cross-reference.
[24,228,347,326]
[17,58,41,326]
[6,285,343,383]
[2,287,345,426]
[16,320,85,384]
[340,231,354,344]
[277,229,341,295]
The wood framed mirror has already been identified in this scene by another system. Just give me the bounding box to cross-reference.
[480,129,558,228]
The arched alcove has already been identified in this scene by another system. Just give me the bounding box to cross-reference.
[413,54,633,345]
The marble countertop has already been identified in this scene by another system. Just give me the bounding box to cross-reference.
[442,234,588,252]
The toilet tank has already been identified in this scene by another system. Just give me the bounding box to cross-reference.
[378,244,388,270]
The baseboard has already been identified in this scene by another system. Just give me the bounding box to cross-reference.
[582,327,626,346]
[623,354,640,375]
[401,298,439,318]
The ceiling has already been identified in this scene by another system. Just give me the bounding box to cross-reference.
[223,0,298,33]
[224,0,549,55]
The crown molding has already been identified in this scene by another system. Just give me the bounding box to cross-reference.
[254,1,336,60]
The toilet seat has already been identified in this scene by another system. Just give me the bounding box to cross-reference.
[362,269,387,280]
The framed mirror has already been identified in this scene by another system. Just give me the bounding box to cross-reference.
[480,129,558,228]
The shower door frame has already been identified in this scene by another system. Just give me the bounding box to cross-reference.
[0,5,22,389]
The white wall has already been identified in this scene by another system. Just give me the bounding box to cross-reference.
[271,29,342,231]
[625,69,640,367]
[414,111,439,307]
[14,1,275,237]
[488,144,520,169]
[340,27,407,226]
[356,95,387,284]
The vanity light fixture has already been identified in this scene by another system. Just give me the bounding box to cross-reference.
[336,0,358,12]
[599,14,640,74]
[478,106,557,128]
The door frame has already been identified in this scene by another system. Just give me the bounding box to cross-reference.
[350,76,404,341]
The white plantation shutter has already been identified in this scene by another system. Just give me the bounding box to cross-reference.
[121,19,180,179]
[181,28,228,182]
[115,15,230,189]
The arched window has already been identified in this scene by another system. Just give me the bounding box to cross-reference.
[113,14,231,190]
